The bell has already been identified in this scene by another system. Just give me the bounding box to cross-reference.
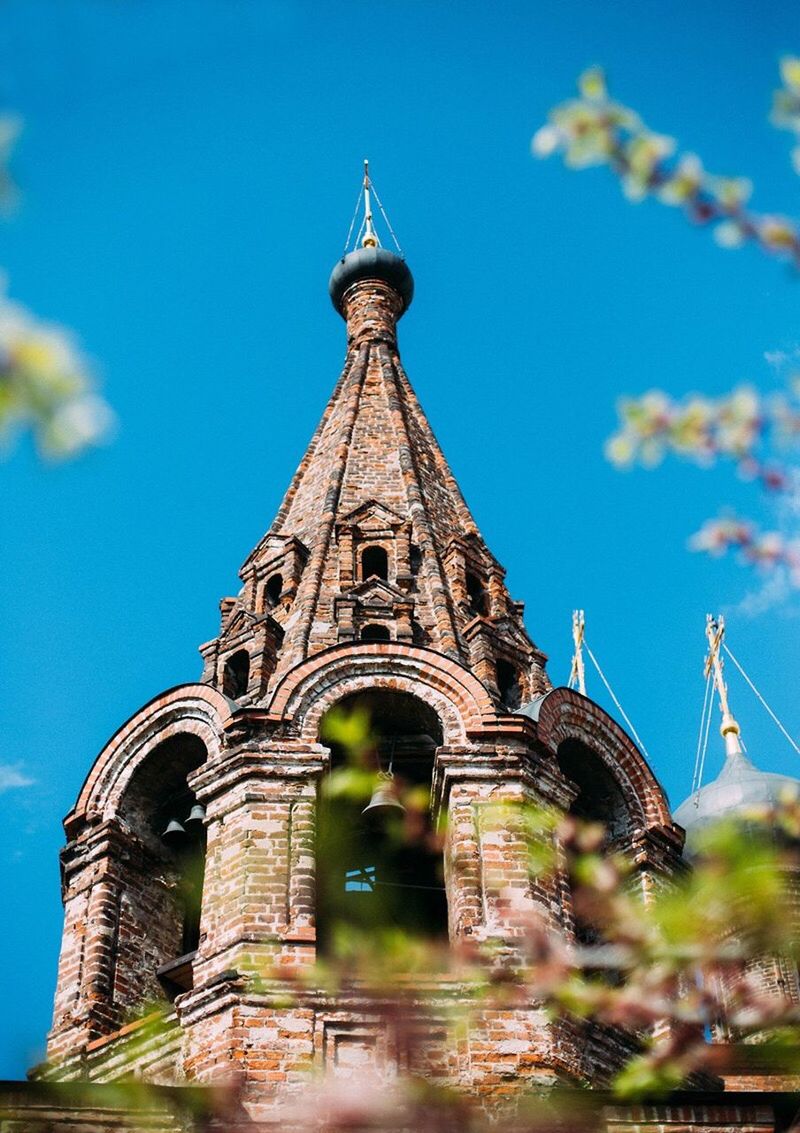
[184,804,206,832]
[361,775,406,821]
[161,818,187,847]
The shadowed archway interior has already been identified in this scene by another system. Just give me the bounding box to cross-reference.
[316,689,448,953]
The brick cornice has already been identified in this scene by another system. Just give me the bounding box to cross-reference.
[432,746,577,814]
[189,743,326,808]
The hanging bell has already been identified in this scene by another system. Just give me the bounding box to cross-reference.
[161,818,187,847]
[184,804,206,832]
[361,774,406,821]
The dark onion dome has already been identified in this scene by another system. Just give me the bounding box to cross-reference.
[328,246,414,317]
[674,747,800,849]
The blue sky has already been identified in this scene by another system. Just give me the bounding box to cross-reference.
[2,0,800,1078]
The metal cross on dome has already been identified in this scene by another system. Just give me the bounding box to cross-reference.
[704,614,744,756]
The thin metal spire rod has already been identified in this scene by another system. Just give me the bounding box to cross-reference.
[704,614,746,761]
[566,609,651,760]
[361,159,378,248]
[568,609,586,696]
[341,160,404,256]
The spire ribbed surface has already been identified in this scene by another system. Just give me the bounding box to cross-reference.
[209,261,547,706]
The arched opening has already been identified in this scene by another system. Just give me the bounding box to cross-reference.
[222,649,250,699]
[115,733,208,1004]
[265,573,283,610]
[316,690,447,955]
[361,545,389,581]
[496,659,522,710]
[465,571,489,616]
[557,739,630,969]
[557,739,630,840]
[361,623,391,642]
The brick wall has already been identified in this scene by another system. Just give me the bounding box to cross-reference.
[35,260,798,1129]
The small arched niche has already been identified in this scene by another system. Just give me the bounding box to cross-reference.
[361,544,389,582]
[316,689,447,955]
[361,623,391,642]
[115,733,208,1003]
[496,659,522,710]
[222,649,250,699]
[465,571,489,616]
[264,573,283,610]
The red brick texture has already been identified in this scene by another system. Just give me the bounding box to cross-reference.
[34,264,798,1130]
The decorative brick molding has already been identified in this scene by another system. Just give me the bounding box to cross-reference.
[69,684,231,829]
[535,686,677,832]
[268,641,498,741]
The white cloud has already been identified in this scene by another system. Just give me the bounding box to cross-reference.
[764,346,800,372]
[0,764,34,793]
[732,569,795,618]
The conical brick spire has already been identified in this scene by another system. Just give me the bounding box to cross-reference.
[201,185,548,709]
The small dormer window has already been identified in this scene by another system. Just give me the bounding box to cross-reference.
[222,650,250,699]
[409,545,423,575]
[361,545,389,581]
[265,573,283,610]
[466,572,489,616]
[361,623,391,642]
[496,659,521,710]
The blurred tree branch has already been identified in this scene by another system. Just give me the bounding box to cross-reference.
[534,64,800,595]
[0,110,114,462]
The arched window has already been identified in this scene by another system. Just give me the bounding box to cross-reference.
[265,573,283,610]
[557,739,630,973]
[496,659,521,710]
[361,545,389,581]
[115,734,208,1004]
[465,572,489,616]
[558,739,630,840]
[222,650,250,699]
[317,690,447,956]
[361,623,391,642]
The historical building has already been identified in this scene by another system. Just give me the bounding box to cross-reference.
[5,176,800,1131]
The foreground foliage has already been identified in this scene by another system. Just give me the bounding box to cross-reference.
[534,63,800,596]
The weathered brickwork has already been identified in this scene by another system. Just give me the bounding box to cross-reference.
[16,247,797,1132]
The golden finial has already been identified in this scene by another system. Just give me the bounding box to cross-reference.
[704,614,743,757]
[361,159,379,248]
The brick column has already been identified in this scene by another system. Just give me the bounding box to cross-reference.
[436,746,574,945]
[47,823,128,1063]
[434,744,584,1088]
[188,740,324,984]
[179,738,323,1088]
[341,279,403,349]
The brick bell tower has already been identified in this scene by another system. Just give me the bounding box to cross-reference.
[44,169,683,1103]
